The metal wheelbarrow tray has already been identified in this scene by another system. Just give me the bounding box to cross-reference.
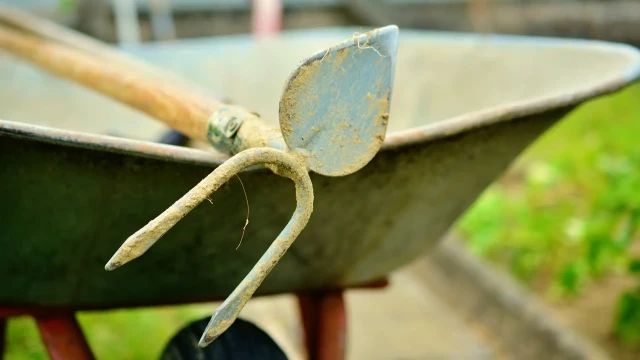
[1,27,639,311]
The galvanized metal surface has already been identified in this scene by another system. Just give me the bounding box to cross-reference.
[0,109,560,308]
[1,28,639,310]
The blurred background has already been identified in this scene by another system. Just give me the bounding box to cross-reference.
[2,0,640,359]
[9,0,640,45]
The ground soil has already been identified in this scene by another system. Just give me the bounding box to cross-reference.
[542,246,640,360]
[547,279,639,360]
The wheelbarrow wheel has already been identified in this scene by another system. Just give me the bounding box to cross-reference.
[159,317,289,360]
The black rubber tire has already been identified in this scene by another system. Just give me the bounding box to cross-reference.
[159,317,289,360]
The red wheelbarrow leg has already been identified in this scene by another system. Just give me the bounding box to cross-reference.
[0,317,6,359]
[297,280,389,360]
[297,290,346,360]
[35,314,95,360]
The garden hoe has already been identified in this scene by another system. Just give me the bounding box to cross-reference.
[0,7,398,347]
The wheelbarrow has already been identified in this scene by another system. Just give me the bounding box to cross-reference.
[1,4,640,360]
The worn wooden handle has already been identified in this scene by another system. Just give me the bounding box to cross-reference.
[0,5,217,103]
[0,24,216,142]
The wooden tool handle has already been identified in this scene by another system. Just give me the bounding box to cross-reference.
[0,25,215,143]
[0,5,217,104]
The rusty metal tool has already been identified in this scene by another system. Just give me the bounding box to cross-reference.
[0,7,398,347]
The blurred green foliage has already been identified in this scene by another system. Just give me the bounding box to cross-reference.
[458,83,640,344]
[57,0,77,13]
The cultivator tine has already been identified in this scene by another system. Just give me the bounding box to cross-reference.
[105,148,313,270]
[103,146,314,347]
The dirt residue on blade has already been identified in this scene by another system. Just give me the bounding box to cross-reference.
[333,47,349,69]
[369,92,390,126]
[280,54,324,137]
[367,93,391,160]
[280,48,350,133]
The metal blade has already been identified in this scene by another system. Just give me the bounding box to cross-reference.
[279,25,399,176]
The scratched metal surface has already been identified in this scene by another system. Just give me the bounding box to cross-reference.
[1,28,639,307]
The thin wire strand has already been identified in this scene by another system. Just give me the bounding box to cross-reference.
[235,174,250,250]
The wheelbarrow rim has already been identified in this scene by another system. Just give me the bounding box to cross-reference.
[376,29,640,150]
[0,119,230,167]
[1,29,639,167]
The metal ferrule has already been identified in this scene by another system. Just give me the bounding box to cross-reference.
[207,105,287,155]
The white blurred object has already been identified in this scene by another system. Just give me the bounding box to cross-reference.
[111,0,176,44]
[112,0,141,44]
[148,0,176,40]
